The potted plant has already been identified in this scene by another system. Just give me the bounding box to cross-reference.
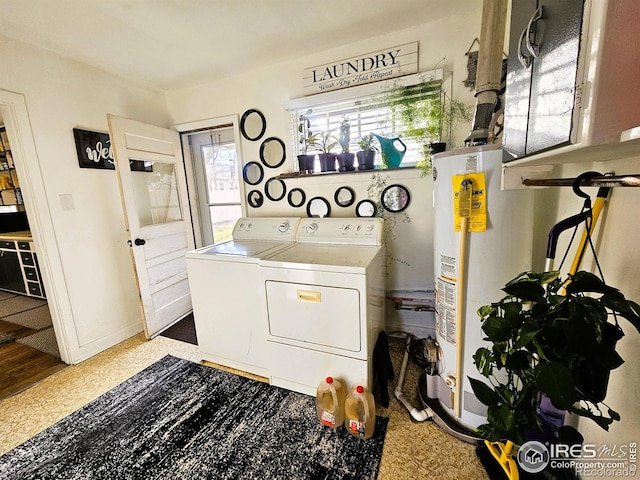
[470,270,640,448]
[310,131,338,172]
[337,116,355,172]
[381,75,472,169]
[356,133,377,171]
[297,109,317,173]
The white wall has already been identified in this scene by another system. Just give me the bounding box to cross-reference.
[166,3,484,334]
[0,34,171,362]
[533,157,640,478]
[165,2,640,457]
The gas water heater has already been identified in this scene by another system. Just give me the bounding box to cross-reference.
[431,144,534,430]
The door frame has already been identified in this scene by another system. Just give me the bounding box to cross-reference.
[175,115,246,248]
[0,89,73,363]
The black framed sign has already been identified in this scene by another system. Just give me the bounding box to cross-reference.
[73,128,152,172]
[73,128,115,170]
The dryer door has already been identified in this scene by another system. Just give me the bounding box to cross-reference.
[265,280,361,353]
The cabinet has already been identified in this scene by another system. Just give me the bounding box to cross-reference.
[0,243,26,294]
[0,127,24,212]
[502,0,640,164]
[503,0,584,159]
[0,239,46,298]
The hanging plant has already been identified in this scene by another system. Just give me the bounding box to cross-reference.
[470,270,640,446]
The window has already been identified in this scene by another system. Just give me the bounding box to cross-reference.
[287,69,445,171]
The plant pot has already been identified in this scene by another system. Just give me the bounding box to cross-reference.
[576,322,625,403]
[337,152,355,172]
[297,154,316,174]
[429,142,447,154]
[318,153,337,172]
[356,150,375,170]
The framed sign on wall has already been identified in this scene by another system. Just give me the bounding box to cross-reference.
[73,128,114,170]
[73,128,152,171]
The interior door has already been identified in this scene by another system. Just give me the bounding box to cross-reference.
[107,114,195,338]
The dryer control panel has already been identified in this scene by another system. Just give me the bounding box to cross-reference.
[297,217,383,245]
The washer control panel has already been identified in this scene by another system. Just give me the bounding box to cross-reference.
[232,217,301,241]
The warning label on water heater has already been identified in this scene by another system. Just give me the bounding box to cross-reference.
[452,172,487,232]
[435,275,457,344]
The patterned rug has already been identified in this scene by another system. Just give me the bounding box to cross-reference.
[0,296,47,318]
[16,327,59,357]
[1,305,52,330]
[0,355,388,480]
[0,291,17,301]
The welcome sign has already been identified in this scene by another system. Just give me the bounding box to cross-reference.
[303,42,418,95]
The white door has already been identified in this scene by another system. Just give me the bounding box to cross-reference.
[107,114,195,338]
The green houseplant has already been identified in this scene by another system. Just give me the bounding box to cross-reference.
[381,75,472,173]
[309,130,338,172]
[470,270,640,446]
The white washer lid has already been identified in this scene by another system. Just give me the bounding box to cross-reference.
[261,243,382,273]
[192,240,293,257]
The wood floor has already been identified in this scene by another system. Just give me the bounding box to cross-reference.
[0,316,66,400]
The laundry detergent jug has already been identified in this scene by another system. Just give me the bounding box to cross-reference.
[344,385,376,439]
[316,377,347,429]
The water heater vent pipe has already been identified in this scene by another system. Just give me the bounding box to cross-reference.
[466,0,508,145]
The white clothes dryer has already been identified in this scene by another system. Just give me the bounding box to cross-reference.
[260,217,385,396]
[186,217,301,376]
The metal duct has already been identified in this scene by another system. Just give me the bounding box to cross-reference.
[466,0,508,145]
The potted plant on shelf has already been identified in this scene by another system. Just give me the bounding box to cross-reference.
[337,116,355,172]
[356,133,377,171]
[470,270,640,449]
[297,109,317,174]
[310,131,338,172]
[381,75,472,172]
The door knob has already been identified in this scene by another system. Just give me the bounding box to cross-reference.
[134,238,146,246]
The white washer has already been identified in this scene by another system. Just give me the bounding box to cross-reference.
[186,217,301,376]
[260,217,385,396]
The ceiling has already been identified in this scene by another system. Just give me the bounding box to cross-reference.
[0,0,459,91]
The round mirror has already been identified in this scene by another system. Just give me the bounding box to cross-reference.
[306,196,331,218]
[264,177,287,201]
[240,109,266,141]
[381,184,411,213]
[247,190,263,208]
[288,188,306,208]
[356,199,377,217]
[259,137,286,169]
[334,186,355,207]
[242,161,264,185]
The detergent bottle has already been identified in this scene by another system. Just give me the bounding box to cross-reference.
[316,377,347,429]
[344,385,376,439]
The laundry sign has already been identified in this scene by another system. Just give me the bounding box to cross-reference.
[303,42,418,95]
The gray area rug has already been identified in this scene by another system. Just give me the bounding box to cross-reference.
[16,327,59,357]
[0,296,47,317]
[0,291,17,302]
[0,355,388,480]
[2,305,52,330]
